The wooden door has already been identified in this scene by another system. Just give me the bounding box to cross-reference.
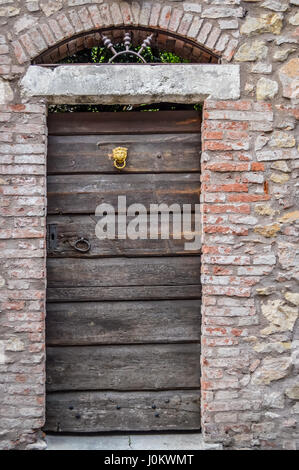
[44,111,202,433]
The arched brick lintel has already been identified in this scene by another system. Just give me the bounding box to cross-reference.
[32,26,220,65]
[11,2,239,66]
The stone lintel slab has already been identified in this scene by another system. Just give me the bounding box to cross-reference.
[20,64,240,104]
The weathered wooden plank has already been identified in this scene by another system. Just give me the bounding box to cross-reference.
[47,173,201,214]
[47,134,201,174]
[46,343,201,392]
[47,257,201,288]
[44,390,201,432]
[48,111,202,135]
[47,285,201,302]
[47,215,201,257]
[46,299,201,346]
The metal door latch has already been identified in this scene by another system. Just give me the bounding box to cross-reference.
[47,224,57,251]
[73,237,91,253]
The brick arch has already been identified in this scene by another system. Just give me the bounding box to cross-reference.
[33,26,220,65]
[12,2,239,65]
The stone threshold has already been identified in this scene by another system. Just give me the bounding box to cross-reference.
[46,433,222,451]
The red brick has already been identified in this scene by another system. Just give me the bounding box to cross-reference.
[6,104,45,113]
[223,38,239,62]
[204,306,253,317]
[204,121,249,131]
[29,29,47,54]
[204,337,238,347]
[201,378,240,390]
[204,109,273,122]
[109,2,123,26]
[204,326,227,336]
[202,255,250,265]
[48,19,64,41]
[77,7,93,30]
[178,13,193,36]
[215,34,230,53]
[204,140,249,151]
[204,193,226,203]
[149,4,161,27]
[251,162,264,171]
[202,131,224,140]
[253,102,272,112]
[204,285,251,297]
[203,204,251,214]
[120,2,133,25]
[204,183,248,192]
[203,215,227,224]
[188,16,204,39]
[205,100,252,111]
[198,22,212,44]
[227,194,270,202]
[238,152,252,161]
[206,26,221,50]
[211,266,233,275]
[226,131,249,140]
[99,3,113,26]
[203,368,224,379]
[19,34,37,58]
[204,163,250,172]
[202,246,232,255]
[169,8,183,32]
[38,24,56,46]
[12,41,28,64]
[204,225,248,235]
[276,103,299,120]
[68,9,83,31]
[159,5,172,29]
[203,275,259,287]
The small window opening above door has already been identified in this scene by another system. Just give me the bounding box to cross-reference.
[48,41,203,114]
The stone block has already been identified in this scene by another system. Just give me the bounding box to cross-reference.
[21,64,241,103]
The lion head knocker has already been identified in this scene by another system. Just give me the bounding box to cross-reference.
[110,147,128,170]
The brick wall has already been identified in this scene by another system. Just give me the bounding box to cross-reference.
[0,0,298,450]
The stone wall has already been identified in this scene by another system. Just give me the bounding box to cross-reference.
[0,0,298,450]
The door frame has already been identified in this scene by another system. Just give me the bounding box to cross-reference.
[20,62,241,443]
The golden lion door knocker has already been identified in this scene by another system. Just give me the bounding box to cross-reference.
[97,143,128,171]
[109,147,128,170]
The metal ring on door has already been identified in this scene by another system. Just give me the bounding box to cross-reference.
[73,237,91,253]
